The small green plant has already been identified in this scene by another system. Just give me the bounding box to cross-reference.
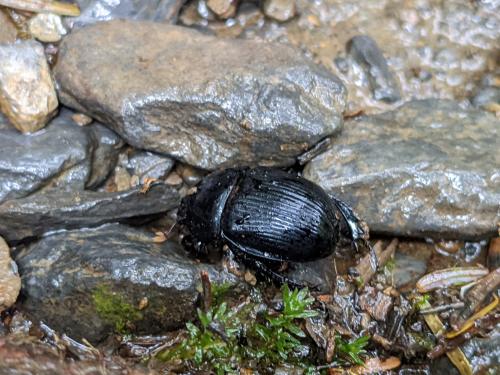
[161,302,240,374]
[335,335,370,365]
[249,285,318,362]
[159,284,318,373]
[414,294,431,310]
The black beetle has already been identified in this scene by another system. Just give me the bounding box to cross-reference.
[178,167,369,286]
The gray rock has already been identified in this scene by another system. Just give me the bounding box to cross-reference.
[471,86,500,110]
[0,335,153,375]
[69,0,186,27]
[347,35,401,103]
[54,20,346,170]
[121,150,175,184]
[393,253,427,288]
[304,100,500,239]
[15,224,240,344]
[0,183,179,243]
[0,110,122,204]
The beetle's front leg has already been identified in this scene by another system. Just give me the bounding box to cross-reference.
[330,194,378,269]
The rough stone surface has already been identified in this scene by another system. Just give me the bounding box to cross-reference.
[28,13,67,43]
[347,35,401,103]
[55,20,346,170]
[15,224,240,343]
[121,150,175,184]
[471,86,500,110]
[0,236,20,311]
[0,336,154,375]
[304,100,500,239]
[263,0,296,22]
[69,0,186,28]
[0,40,58,133]
[0,110,122,204]
[0,183,179,243]
[0,11,17,44]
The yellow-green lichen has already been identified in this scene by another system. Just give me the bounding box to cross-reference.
[92,284,143,334]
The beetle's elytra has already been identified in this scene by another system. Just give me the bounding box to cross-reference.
[178,167,369,285]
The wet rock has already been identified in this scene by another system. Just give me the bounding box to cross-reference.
[304,100,500,239]
[69,0,187,27]
[28,13,67,42]
[0,183,179,243]
[0,110,122,204]
[393,253,427,289]
[0,10,17,44]
[0,336,154,375]
[55,20,346,170]
[471,86,500,110]
[207,0,238,19]
[177,164,204,186]
[121,150,175,185]
[15,224,240,343]
[347,35,401,103]
[461,325,500,374]
[0,40,58,133]
[262,0,296,22]
[0,236,20,311]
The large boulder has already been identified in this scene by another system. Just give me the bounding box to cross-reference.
[304,100,500,239]
[54,20,346,170]
[15,224,241,344]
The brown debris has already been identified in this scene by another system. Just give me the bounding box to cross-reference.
[454,268,500,328]
[488,237,500,269]
[350,356,401,374]
[358,286,393,321]
[355,239,398,287]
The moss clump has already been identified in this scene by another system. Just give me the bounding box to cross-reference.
[92,284,143,334]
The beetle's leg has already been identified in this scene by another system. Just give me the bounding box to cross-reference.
[330,195,378,269]
[226,243,308,290]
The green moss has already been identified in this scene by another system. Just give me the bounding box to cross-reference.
[92,284,143,334]
[158,284,318,373]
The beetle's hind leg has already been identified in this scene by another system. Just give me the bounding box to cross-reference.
[227,243,310,290]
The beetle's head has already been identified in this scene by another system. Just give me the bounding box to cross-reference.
[177,168,241,261]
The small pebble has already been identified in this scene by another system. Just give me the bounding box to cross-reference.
[0,236,21,312]
[262,0,296,22]
[71,113,93,126]
[165,172,183,187]
[28,13,67,43]
[178,164,204,186]
[207,0,238,19]
[0,40,58,133]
